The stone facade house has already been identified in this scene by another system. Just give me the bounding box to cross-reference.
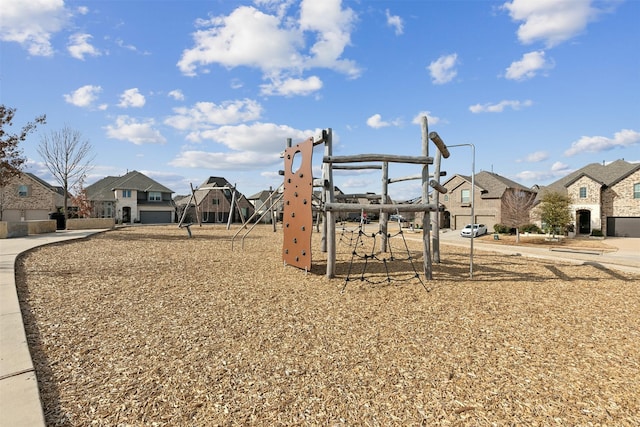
[0,172,65,221]
[536,159,640,237]
[423,171,535,231]
[85,170,175,224]
[174,177,255,224]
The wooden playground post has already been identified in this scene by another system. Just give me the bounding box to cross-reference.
[421,116,433,280]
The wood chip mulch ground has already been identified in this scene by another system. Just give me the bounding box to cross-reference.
[15,224,640,426]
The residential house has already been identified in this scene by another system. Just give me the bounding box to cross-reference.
[247,187,280,223]
[175,177,254,224]
[85,170,175,224]
[335,191,385,221]
[424,171,535,231]
[0,172,65,221]
[536,159,640,237]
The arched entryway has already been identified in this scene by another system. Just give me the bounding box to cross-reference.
[576,209,591,235]
[442,211,451,229]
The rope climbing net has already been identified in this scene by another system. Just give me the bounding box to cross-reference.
[340,225,427,292]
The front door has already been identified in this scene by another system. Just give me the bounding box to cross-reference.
[122,206,131,223]
[577,209,591,234]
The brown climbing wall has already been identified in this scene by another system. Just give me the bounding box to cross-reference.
[282,137,314,270]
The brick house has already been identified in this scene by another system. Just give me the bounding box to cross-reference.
[85,170,175,224]
[536,159,640,237]
[422,171,535,231]
[0,172,65,221]
[174,177,255,224]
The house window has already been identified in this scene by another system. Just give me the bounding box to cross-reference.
[579,187,587,198]
[212,198,220,205]
[634,183,640,199]
[461,189,470,203]
[18,185,29,197]
[122,189,132,198]
[443,195,449,202]
[148,191,162,201]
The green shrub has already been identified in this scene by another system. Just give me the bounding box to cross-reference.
[521,223,542,234]
[591,229,604,237]
[493,224,517,234]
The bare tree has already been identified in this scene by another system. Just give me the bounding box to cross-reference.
[38,126,94,220]
[1,105,46,186]
[502,188,537,243]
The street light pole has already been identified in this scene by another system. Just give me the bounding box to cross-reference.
[448,143,476,278]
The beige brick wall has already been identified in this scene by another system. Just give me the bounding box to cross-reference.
[568,176,603,232]
[441,176,501,230]
[0,173,63,221]
[610,169,640,217]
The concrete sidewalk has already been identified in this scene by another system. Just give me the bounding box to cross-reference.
[429,230,640,275]
[1,229,106,427]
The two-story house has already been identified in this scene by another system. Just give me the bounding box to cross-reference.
[436,171,535,231]
[0,172,65,221]
[536,159,640,237]
[175,177,255,224]
[85,170,175,224]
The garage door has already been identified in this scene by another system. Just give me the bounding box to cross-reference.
[606,217,640,237]
[139,211,172,224]
[475,215,496,232]
[454,215,472,230]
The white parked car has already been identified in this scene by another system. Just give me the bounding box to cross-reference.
[460,224,487,237]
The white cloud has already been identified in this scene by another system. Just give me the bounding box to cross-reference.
[564,129,640,156]
[164,99,263,132]
[170,122,318,170]
[515,161,573,182]
[197,122,314,152]
[428,53,458,85]
[118,88,146,108]
[502,0,602,48]
[105,116,166,145]
[168,89,185,101]
[298,0,359,76]
[177,1,360,91]
[63,84,102,107]
[367,114,388,129]
[366,114,402,129]
[469,99,533,113]
[412,111,442,126]
[260,75,323,96]
[518,151,549,163]
[504,50,553,80]
[67,33,100,60]
[385,9,403,35]
[170,150,282,171]
[0,0,69,56]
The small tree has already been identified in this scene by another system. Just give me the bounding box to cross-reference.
[38,126,94,220]
[538,191,572,238]
[502,188,537,243]
[70,176,93,218]
[0,105,46,186]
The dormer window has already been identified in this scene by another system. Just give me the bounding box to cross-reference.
[148,191,161,201]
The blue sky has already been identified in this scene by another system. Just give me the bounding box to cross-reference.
[2,0,639,200]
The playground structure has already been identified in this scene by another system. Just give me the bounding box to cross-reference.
[282,116,451,280]
[177,181,252,236]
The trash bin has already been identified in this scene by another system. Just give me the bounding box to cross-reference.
[49,212,66,230]
[493,233,499,240]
